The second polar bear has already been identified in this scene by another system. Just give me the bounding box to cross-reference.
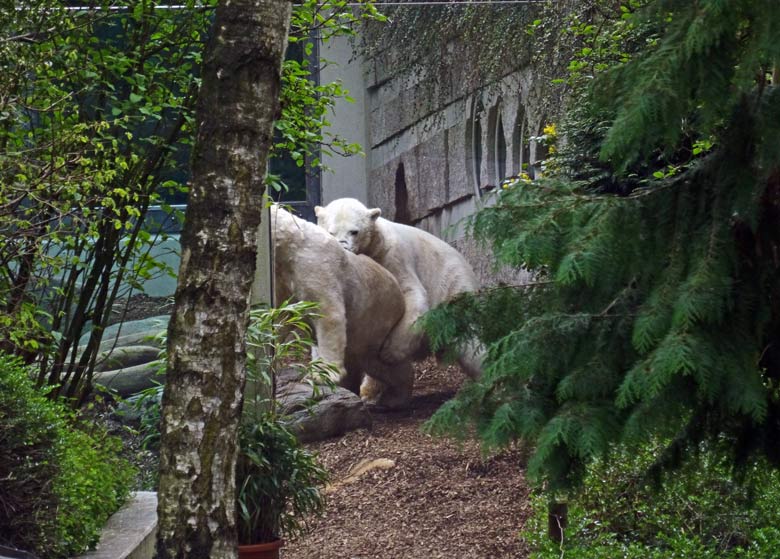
[315,198,481,377]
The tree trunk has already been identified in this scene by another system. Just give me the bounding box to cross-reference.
[548,499,568,545]
[155,1,290,558]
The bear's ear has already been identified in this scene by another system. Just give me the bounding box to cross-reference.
[368,208,381,221]
[314,205,324,217]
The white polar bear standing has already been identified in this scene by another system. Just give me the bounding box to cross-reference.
[314,198,481,377]
[270,205,414,408]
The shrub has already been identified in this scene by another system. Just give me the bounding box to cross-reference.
[0,353,62,553]
[523,441,780,558]
[0,353,135,557]
[127,299,338,458]
[55,424,136,555]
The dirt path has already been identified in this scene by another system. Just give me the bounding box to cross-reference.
[285,359,532,559]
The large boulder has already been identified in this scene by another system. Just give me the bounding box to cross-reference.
[94,346,161,373]
[93,361,163,398]
[78,317,169,398]
[79,315,170,350]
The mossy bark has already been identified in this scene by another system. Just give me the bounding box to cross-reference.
[155,1,291,558]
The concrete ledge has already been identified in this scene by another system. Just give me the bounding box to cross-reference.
[0,545,38,559]
[74,492,157,559]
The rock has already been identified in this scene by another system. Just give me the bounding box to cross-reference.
[79,315,170,348]
[94,345,162,373]
[96,330,166,354]
[76,316,169,399]
[101,351,370,442]
[93,361,163,398]
[284,388,371,443]
[276,368,370,443]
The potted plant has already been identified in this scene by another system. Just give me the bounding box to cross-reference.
[236,411,328,558]
[236,301,333,558]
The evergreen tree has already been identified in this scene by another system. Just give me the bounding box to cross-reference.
[423,0,780,493]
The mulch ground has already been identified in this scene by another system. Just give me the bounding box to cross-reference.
[112,294,534,557]
[285,359,533,559]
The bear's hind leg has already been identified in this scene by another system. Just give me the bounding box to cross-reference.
[312,301,349,385]
[379,288,429,365]
[360,361,414,409]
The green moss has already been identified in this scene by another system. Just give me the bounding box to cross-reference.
[357,0,582,118]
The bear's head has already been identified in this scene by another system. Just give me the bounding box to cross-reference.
[314,198,381,255]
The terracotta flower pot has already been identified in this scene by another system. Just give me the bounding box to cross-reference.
[238,539,284,559]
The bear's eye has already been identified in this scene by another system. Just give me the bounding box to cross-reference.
[349,230,359,236]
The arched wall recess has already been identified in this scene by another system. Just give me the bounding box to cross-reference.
[512,103,531,178]
[530,117,549,179]
[485,103,503,189]
[465,97,484,198]
[394,163,412,225]
[495,111,507,184]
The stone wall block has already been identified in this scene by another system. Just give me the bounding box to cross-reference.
[366,48,399,90]
[412,131,448,218]
[367,102,386,148]
[399,151,421,220]
[368,94,415,149]
[447,121,472,202]
[447,41,483,101]
[368,163,395,214]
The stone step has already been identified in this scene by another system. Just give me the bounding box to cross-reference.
[73,492,157,559]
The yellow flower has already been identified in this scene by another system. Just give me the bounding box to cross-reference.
[543,123,557,137]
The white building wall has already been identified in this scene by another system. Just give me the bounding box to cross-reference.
[318,36,370,204]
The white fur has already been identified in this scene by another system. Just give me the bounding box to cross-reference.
[315,198,481,377]
[270,205,414,408]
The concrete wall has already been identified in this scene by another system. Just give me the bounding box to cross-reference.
[320,34,548,287]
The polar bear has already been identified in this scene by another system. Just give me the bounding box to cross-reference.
[269,205,413,408]
[314,198,481,377]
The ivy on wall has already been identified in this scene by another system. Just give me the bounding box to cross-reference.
[358,0,601,126]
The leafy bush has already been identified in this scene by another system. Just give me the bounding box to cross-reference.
[126,380,166,452]
[421,0,780,497]
[55,425,136,555]
[1,1,206,403]
[238,301,335,544]
[523,441,780,558]
[0,353,135,557]
[0,354,62,553]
